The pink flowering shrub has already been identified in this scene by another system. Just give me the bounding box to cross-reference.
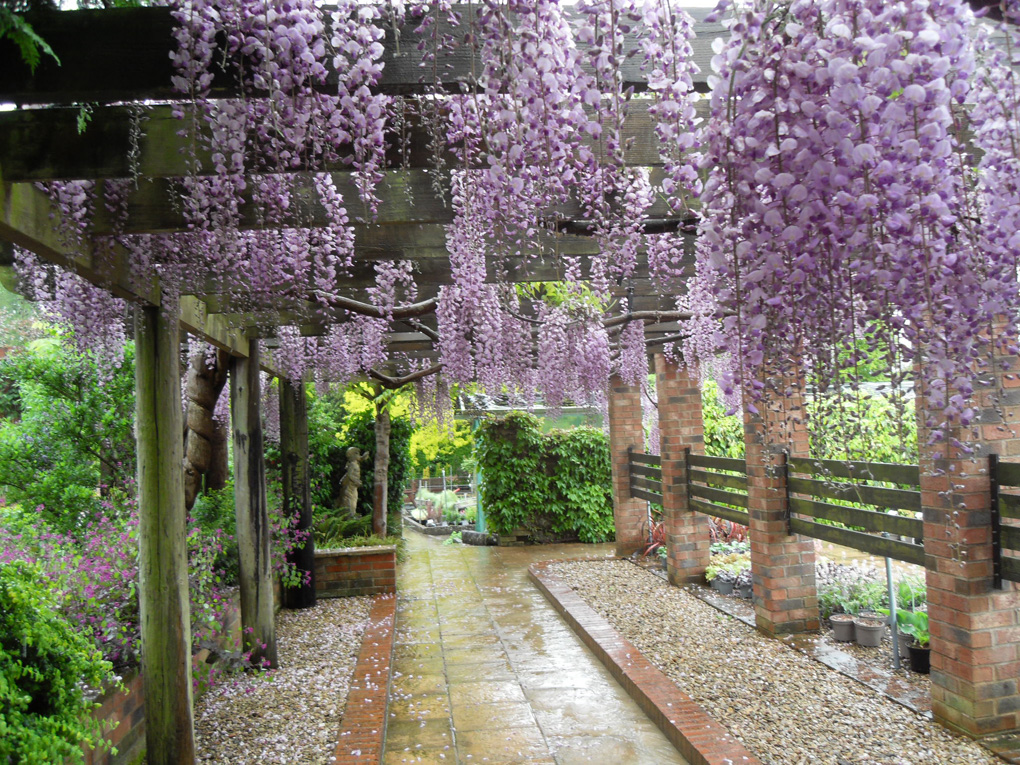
[0,501,233,671]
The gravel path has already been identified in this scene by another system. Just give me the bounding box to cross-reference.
[195,596,373,764]
[548,559,996,765]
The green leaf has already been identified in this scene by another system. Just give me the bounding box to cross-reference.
[0,9,60,74]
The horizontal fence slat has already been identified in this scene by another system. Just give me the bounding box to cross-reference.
[788,476,921,513]
[789,497,923,539]
[789,518,926,566]
[690,499,750,526]
[630,475,663,494]
[688,469,747,491]
[689,483,748,509]
[998,461,1020,488]
[1002,555,1020,583]
[1001,525,1020,553]
[630,463,662,480]
[629,452,662,467]
[687,454,746,473]
[787,457,920,486]
[999,493,1020,520]
[631,487,663,504]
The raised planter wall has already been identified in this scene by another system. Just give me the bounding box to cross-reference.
[314,546,396,598]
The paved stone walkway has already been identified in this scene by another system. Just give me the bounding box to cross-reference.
[383,532,689,764]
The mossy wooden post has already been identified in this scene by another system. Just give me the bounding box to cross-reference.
[230,341,278,668]
[134,305,195,765]
[280,377,316,609]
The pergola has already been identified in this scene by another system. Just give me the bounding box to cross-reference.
[0,5,720,762]
[3,2,1020,761]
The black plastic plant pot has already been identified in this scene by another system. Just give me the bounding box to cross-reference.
[908,644,931,674]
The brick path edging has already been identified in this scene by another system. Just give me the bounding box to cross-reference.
[332,593,396,764]
[529,560,761,765]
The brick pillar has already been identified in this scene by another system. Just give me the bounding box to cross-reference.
[655,353,710,584]
[609,374,646,557]
[744,374,819,636]
[917,348,1020,737]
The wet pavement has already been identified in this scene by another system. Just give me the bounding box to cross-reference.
[383,532,690,764]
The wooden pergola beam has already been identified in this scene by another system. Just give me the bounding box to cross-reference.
[0,101,707,183]
[68,168,690,236]
[0,7,723,106]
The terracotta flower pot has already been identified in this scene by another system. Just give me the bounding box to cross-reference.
[830,613,855,642]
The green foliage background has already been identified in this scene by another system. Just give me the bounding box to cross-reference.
[475,412,614,543]
[0,335,136,535]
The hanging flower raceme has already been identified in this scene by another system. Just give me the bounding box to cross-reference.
[685,0,1018,433]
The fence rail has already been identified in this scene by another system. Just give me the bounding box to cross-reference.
[625,450,1020,582]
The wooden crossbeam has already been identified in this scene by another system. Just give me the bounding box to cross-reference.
[0,101,709,182]
[0,179,252,358]
[0,6,724,106]
[73,167,691,236]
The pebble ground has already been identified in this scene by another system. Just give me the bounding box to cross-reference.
[548,559,997,765]
[194,596,373,764]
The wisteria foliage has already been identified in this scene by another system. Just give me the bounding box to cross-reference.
[19,0,1020,437]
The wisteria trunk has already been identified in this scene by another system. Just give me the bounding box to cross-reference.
[230,342,278,669]
[280,377,315,609]
[134,305,195,765]
[183,346,230,510]
[373,407,390,538]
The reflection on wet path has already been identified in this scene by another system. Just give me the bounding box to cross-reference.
[383,532,690,764]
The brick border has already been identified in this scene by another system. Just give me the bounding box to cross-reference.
[333,593,396,764]
[529,560,761,765]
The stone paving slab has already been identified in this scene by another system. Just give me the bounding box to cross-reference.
[383,533,689,764]
[529,560,761,765]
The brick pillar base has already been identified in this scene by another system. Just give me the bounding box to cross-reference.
[609,374,647,557]
[745,380,819,636]
[919,347,1020,737]
[655,354,710,584]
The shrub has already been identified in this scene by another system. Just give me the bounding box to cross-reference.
[0,336,136,536]
[192,482,239,587]
[475,412,614,543]
[0,561,116,764]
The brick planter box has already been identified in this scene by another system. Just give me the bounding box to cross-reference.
[314,546,396,598]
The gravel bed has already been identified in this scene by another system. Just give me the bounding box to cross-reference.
[548,559,996,765]
[195,596,373,764]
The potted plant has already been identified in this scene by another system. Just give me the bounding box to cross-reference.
[898,610,931,674]
[830,613,855,642]
[705,553,749,595]
[734,570,753,599]
[853,614,886,647]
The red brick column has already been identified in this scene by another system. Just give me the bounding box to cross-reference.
[917,352,1020,737]
[655,354,710,584]
[744,376,819,636]
[609,374,647,557]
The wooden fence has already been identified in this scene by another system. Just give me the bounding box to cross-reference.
[626,450,1020,584]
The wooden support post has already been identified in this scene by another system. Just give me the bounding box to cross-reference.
[134,305,195,765]
[280,377,316,609]
[230,341,278,669]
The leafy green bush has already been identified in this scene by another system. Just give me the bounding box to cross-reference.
[702,380,744,458]
[192,482,239,586]
[0,336,136,535]
[409,419,474,476]
[0,561,116,764]
[475,412,614,543]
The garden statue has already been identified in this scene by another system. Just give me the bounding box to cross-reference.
[339,447,369,518]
